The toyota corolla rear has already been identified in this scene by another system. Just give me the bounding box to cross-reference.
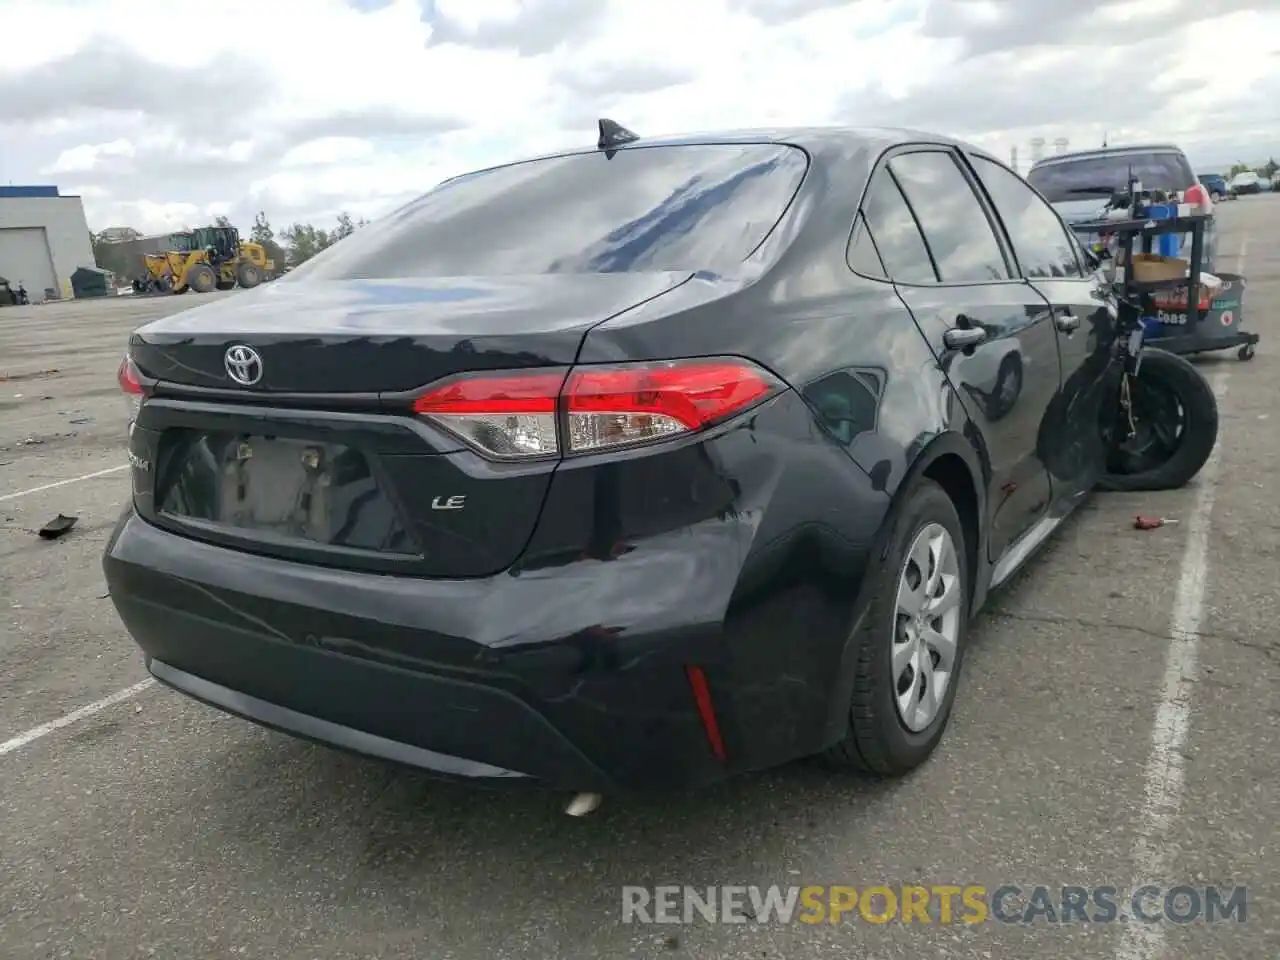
[103,138,888,792]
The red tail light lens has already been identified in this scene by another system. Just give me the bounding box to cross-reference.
[411,358,783,460]
[118,355,144,428]
[1183,183,1213,215]
[564,360,779,453]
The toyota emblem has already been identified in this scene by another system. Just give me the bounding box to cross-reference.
[224,344,263,386]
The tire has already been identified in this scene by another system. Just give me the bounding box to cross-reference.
[236,261,262,289]
[186,262,217,294]
[1097,348,1218,492]
[823,478,970,776]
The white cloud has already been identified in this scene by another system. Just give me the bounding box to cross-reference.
[1,0,1276,235]
[44,138,135,174]
[280,137,375,168]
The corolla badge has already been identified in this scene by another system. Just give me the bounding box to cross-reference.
[224,344,263,386]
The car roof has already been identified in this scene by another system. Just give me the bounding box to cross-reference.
[444,125,1006,182]
[1030,143,1189,168]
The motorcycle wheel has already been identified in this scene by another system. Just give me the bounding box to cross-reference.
[1097,348,1218,492]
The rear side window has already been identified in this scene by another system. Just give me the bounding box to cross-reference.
[888,151,1010,283]
[1026,151,1195,204]
[857,169,937,283]
[281,144,808,280]
[846,213,887,277]
[969,156,1082,278]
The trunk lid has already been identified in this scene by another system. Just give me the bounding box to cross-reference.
[130,273,692,394]
[128,272,692,578]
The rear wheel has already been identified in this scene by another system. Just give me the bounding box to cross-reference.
[186,262,217,294]
[824,479,969,776]
[236,261,263,289]
[1097,348,1218,492]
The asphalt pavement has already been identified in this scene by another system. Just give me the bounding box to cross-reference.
[1,199,1276,960]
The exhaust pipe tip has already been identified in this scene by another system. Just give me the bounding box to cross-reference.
[565,792,603,817]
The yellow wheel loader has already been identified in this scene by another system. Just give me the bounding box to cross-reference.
[135,226,275,295]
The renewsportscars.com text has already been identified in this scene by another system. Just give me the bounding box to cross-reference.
[620,885,1247,925]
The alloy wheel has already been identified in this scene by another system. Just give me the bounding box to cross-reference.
[892,523,962,732]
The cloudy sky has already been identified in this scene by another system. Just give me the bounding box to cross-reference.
[2,0,1277,235]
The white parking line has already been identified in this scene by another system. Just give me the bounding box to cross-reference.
[0,464,128,503]
[0,679,156,757]
[1116,368,1228,960]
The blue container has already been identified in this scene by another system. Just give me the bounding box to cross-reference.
[1144,202,1181,257]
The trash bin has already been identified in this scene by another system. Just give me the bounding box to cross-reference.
[70,266,111,299]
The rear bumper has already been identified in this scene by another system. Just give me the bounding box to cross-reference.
[103,391,891,792]
[147,658,540,782]
[104,510,881,792]
[104,510,728,792]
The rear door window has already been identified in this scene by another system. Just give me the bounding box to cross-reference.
[969,156,1083,278]
[281,143,809,279]
[1026,151,1196,204]
[888,151,1011,283]
[846,213,887,277]
[856,168,937,283]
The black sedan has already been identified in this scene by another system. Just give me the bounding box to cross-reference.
[104,123,1130,797]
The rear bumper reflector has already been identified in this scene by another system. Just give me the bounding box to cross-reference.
[685,664,727,762]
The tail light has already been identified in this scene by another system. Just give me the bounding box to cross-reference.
[1183,183,1213,216]
[118,354,145,431]
[411,358,784,460]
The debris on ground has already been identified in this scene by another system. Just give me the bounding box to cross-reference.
[0,368,60,383]
[1133,515,1178,530]
[0,368,59,384]
[37,513,79,539]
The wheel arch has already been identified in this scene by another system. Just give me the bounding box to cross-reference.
[818,427,990,753]
[883,430,989,610]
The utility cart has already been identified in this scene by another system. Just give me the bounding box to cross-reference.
[1071,210,1260,361]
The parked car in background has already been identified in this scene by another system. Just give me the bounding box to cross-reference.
[1026,143,1217,271]
[1197,173,1231,201]
[105,123,1151,797]
[1229,171,1263,195]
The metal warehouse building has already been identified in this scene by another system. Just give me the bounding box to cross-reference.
[0,185,96,300]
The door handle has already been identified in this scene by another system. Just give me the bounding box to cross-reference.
[943,319,988,351]
[1055,312,1080,334]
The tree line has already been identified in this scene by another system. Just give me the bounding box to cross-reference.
[89,210,369,280]
[241,211,370,272]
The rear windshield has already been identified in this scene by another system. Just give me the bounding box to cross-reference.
[1026,151,1195,203]
[283,143,808,280]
